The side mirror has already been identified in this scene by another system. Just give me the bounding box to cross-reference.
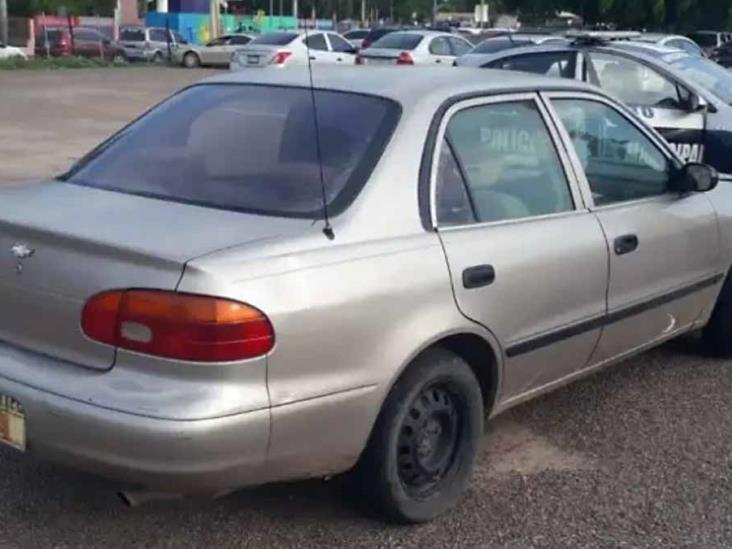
[674,162,719,193]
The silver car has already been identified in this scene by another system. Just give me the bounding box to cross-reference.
[230,30,356,69]
[455,32,569,67]
[1,67,731,523]
[357,30,473,65]
[175,33,255,68]
[119,26,188,63]
[633,33,704,56]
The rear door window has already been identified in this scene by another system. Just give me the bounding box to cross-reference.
[149,29,168,42]
[229,35,251,45]
[64,85,400,219]
[429,37,452,56]
[448,36,472,56]
[328,34,354,52]
[436,100,574,224]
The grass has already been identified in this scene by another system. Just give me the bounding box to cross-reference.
[0,56,134,70]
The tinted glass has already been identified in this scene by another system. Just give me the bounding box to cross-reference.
[448,37,472,55]
[366,28,397,42]
[207,37,228,46]
[120,28,145,42]
[173,31,187,44]
[65,85,400,218]
[591,52,680,108]
[670,55,732,104]
[473,37,530,54]
[229,35,251,45]
[429,37,451,55]
[442,101,573,224]
[372,32,423,50]
[251,32,298,45]
[553,99,670,206]
[303,33,328,51]
[493,51,576,78]
[345,30,369,39]
[149,29,168,42]
[328,34,353,52]
[36,29,63,46]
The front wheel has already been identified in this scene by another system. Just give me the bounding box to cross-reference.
[702,277,732,355]
[183,52,200,68]
[354,348,483,523]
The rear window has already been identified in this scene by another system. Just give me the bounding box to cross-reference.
[473,37,531,54]
[371,32,423,50]
[121,28,145,42]
[345,30,369,39]
[36,29,63,46]
[64,85,400,219]
[251,32,298,46]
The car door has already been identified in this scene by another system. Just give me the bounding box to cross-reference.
[72,28,101,58]
[428,36,454,65]
[302,33,329,63]
[544,92,723,362]
[326,33,356,63]
[586,50,706,164]
[433,94,610,400]
[204,36,232,64]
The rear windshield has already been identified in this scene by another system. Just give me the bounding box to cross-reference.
[346,30,369,39]
[251,32,298,46]
[63,85,400,218]
[371,32,423,50]
[120,28,146,42]
[473,36,531,54]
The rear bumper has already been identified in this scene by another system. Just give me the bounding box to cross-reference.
[0,373,270,491]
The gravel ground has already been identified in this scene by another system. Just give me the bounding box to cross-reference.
[1,68,732,548]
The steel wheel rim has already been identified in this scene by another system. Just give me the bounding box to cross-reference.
[396,382,462,498]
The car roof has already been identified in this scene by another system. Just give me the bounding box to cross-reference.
[204,66,597,103]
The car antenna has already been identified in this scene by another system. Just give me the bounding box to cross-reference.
[303,23,335,240]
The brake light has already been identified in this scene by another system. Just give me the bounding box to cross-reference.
[361,39,371,49]
[355,55,364,65]
[396,51,414,65]
[270,50,292,65]
[82,290,274,362]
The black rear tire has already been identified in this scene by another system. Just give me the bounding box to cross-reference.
[354,348,483,523]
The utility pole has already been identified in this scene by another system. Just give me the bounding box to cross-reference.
[360,0,365,26]
[0,0,8,46]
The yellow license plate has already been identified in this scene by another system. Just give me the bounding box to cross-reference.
[0,394,25,451]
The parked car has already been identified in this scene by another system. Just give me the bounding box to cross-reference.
[175,33,254,68]
[462,31,732,173]
[2,66,731,523]
[34,27,127,62]
[688,30,730,55]
[455,32,568,66]
[230,30,356,69]
[0,42,27,61]
[119,26,188,63]
[356,30,473,66]
[343,28,370,50]
[359,26,408,50]
[634,33,704,56]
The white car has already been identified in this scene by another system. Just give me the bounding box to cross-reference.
[634,33,704,56]
[356,30,473,66]
[230,30,357,69]
[0,43,27,61]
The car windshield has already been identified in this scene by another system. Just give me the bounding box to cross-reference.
[669,55,732,104]
[371,32,423,50]
[250,32,298,46]
[63,85,400,218]
[690,32,718,47]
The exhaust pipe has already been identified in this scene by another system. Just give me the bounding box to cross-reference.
[118,491,185,507]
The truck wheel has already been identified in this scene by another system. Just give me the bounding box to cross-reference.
[703,275,732,356]
[183,52,200,68]
[354,348,483,523]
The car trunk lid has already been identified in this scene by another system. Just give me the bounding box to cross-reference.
[0,181,313,370]
[358,48,400,64]
[236,45,280,67]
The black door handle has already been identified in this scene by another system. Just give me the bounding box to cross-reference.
[614,234,639,256]
[463,265,496,289]
[309,56,316,60]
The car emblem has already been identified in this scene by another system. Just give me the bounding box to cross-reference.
[10,243,34,274]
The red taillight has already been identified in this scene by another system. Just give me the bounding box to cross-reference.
[361,39,371,49]
[82,290,274,362]
[396,51,414,65]
[270,50,292,65]
[355,55,364,65]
